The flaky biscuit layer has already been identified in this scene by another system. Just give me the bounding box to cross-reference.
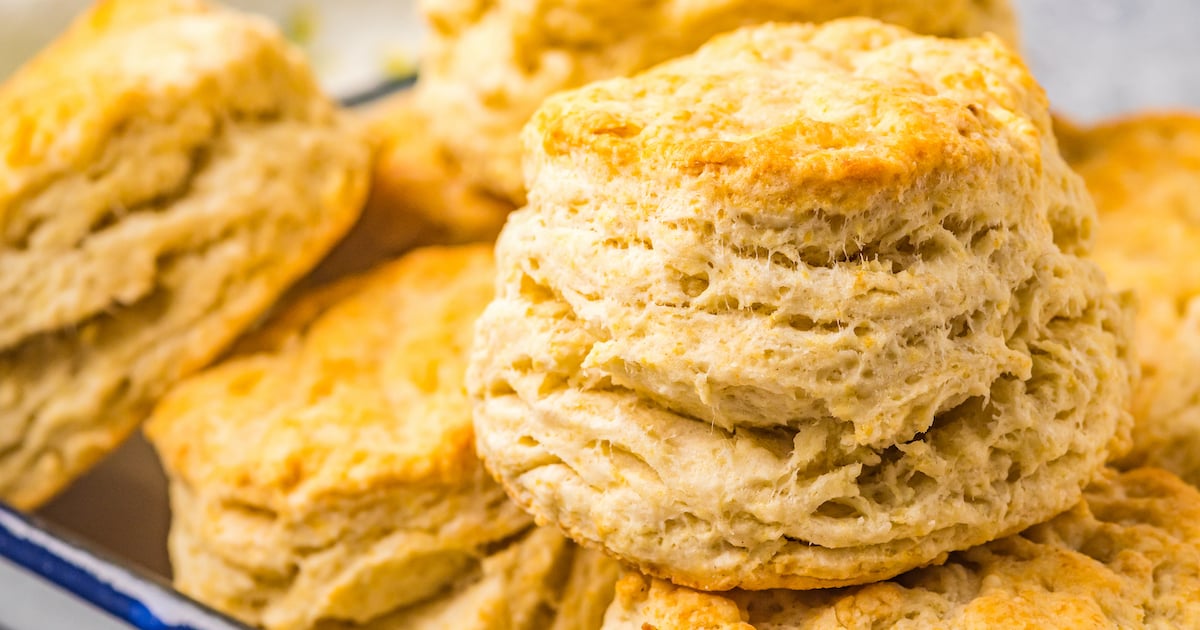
[469,20,1133,590]
[602,469,1200,629]
[0,0,367,508]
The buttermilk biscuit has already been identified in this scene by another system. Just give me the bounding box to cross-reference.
[602,468,1200,629]
[147,245,617,630]
[1058,113,1200,486]
[417,0,1019,204]
[0,0,367,508]
[468,19,1134,591]
[309,93,514,284]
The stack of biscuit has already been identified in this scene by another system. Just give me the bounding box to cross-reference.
[466,14,1200,630]
[148,3,1041,627]
[6,0,1200,629]
[470,17,1135,590]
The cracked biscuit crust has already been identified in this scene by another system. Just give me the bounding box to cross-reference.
[416,0,1018,204]
[602,468,1200,629]
[0,0,367,508]
[468,20,1134,590]
[1058,113,1200,487]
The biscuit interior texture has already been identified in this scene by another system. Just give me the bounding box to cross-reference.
[469,19,1134,590]
[0,0,367,508]
[1058,114,1200,488]
[148,245,617,630]
[416,0,1018,203]
[308,93,514,285]
[601,468,1200,629]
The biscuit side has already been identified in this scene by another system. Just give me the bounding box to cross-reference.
[0,0,368,507]
[1064,113,1200,487]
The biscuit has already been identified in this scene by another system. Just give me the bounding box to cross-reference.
[308,93,514,284]
[602,468,1200,629]
[416,0,1019,204]
[1059,113,1200,486]
[0,0,367,508]
[147,245,618,630]
[468,20,1134,590]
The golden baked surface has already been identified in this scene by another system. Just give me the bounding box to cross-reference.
[0,0,367,508]
[603,468,1200,629]
[150,246,498,501]
[309,93,514,284]
[416,0,1018,203]
[1060,113,1200,487]
[469,19,1133,590]
[148,245,616,630]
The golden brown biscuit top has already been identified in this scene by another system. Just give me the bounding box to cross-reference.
[604,468,1200,629]
[0,0,323,205]
[146,245,495,507]
[527,20,1050,230]
[417,0,1019,204]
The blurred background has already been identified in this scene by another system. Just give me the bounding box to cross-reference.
[1018,0,1200,119]
[2,0,1199,580]
[0,0,424,98]
[1,0,1200,119]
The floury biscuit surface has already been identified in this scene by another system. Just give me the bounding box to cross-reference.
[0,0,367,508]
[468,20,1134,590]
[1058,114,1200,487]
[602,469,1200,629]
[416,0,1018,204]
[148,246,618,630]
